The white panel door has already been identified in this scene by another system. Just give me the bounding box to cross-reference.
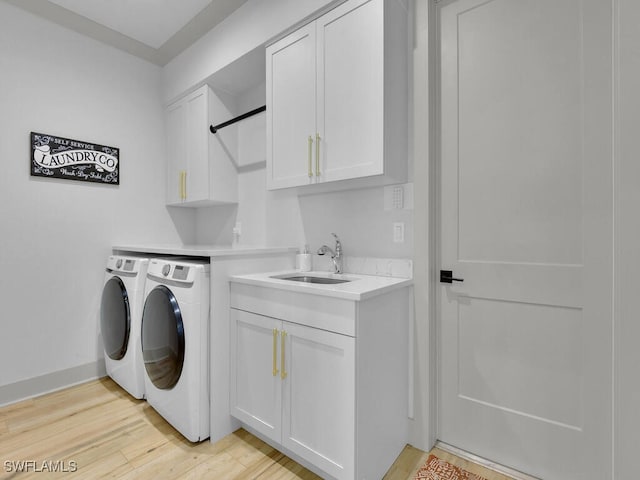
[317,0,384,183]
[230,310,282,443]
[281,321,355,480]
[438,1,613,479]
[266,23,317,189]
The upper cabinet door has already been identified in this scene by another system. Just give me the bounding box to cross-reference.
[316,0,384,183]
[185,88,210,203]
[166,100,186,205]
[266,23,317,189]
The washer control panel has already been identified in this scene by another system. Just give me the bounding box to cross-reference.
[106,255,143,274]
[146,259,208,284]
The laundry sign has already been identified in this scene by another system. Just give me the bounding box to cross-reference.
[30,132,120,185]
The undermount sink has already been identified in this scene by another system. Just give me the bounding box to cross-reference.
[271,274,351,284]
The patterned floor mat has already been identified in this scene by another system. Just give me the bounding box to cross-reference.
[414,454,488,480]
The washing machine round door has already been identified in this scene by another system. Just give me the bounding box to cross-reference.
[141,285,185,390]
[100,277,131,361]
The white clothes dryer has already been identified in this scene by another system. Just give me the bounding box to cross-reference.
[141,258,210,442]
[100,255,149,399]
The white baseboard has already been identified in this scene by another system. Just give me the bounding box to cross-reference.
[435,441,541,480]
[0,360,106,407]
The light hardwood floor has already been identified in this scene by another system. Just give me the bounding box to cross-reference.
[0,379,513,479]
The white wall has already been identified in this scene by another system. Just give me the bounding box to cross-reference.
[615,1,640,477]
[194,82,413,258]
[186,6,416,260]
[196,184,413,259]
[0,2,192,395]
[162,0,340,103]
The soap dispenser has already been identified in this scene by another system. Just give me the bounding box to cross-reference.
[296,244,312,272]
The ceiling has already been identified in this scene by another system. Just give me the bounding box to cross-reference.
[3,0,250,65]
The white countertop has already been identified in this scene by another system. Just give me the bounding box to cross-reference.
[230,270,413,301]
[113,244,298,257]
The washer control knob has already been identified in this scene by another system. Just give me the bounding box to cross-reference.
[116,258,123,269]
[162,264,171,277]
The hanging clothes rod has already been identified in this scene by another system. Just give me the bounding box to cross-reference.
[209,105,266,134]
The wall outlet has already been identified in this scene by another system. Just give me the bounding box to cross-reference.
[393,222,405,243]
[232,222,241,245]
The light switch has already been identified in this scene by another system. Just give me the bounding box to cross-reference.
[393,222,405,243]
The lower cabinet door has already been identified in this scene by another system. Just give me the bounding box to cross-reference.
[281,321,355,480]
[230,309,282,442]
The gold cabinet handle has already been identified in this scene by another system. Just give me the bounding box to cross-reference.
[308,135,313,177]
[179,171,183,200]
[272,328,279,377]
[315,133,321,176]
[280,330,287,380]
[179,171,186,200]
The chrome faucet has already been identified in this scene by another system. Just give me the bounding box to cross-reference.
[317,233,343,274]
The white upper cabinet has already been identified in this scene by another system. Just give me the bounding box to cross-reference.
[166,85,238,207]
[266,0,408,191]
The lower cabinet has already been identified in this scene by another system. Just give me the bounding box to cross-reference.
[230,309,355,480]
[229,282,410,480]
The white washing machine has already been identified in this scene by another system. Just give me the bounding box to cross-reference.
[141,258,210,442]
[100,255,149,399]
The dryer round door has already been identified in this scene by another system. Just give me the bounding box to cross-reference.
[141,285,185,390]
[100,277,131,361]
